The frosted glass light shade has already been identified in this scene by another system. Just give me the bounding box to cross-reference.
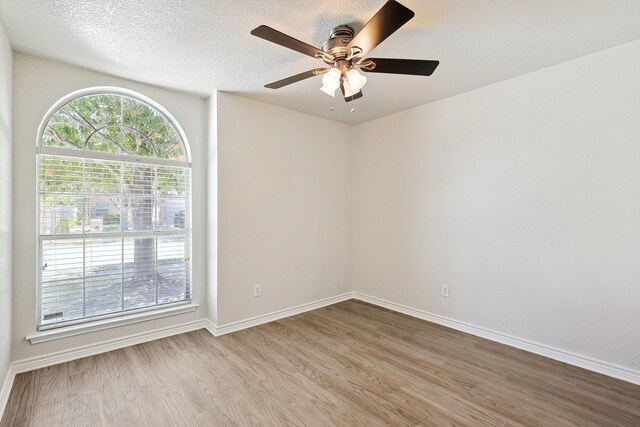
[320,84,336,97]
[342,79,360,98]
[346,68,367,92]
[320,68,341,97]
[321,68,341,90]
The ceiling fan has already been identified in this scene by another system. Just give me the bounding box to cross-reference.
[250,0,439,102]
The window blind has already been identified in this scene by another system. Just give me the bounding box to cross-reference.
[38,153,191,329]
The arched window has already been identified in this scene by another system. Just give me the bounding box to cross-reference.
[37,88,191,330]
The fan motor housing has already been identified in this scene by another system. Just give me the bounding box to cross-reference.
[322,25,354,63]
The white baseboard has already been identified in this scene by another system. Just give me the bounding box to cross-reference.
[203,318,217,336]
[211,292,354,336]
[353,292,640,385]
[0,363,17,422]
[12,318,208,375]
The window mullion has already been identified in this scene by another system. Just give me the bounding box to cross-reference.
[82,158,87,319]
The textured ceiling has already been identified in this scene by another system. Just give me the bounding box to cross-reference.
[0,0,639,124]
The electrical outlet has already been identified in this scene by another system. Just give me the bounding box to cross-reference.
[253,284,261,297]
[441,284,450,297]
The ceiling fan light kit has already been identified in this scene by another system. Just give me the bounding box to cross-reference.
[251,0,439,103]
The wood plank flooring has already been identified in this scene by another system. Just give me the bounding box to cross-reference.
[2,300,639,426]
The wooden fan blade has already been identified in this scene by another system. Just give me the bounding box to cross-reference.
[251,25,324,58]
[340,81,364,102]
[265,68,324,89]
[347,0,414,57]
[362,58,439,76]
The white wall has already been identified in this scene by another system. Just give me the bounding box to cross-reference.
[353,41,640,371]
[0,21,12,385]
[12,54,208,360]
[216,93,352,325]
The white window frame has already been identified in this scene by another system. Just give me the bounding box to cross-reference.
[32,87,195,340]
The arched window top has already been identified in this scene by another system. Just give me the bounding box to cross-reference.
[39,87,189,162]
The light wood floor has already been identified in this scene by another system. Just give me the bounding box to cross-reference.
[2,300,639,426]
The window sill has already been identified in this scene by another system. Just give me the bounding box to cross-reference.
[26,303,199,344]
